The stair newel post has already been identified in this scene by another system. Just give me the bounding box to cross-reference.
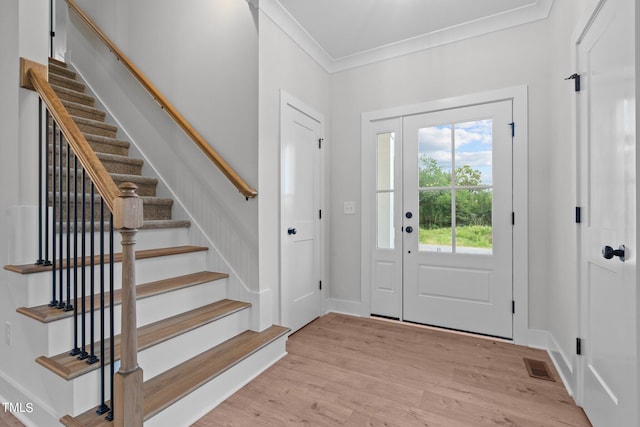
[113,182,144,427]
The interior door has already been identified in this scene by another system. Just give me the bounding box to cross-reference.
[402,101,513,338]
[577,0,637,424]
[281,99,322,333]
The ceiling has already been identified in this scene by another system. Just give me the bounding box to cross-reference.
[260,0,554,72]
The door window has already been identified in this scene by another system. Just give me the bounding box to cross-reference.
[417,119,493,254]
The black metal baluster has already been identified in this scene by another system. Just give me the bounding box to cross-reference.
[65,139,73,312]
[96,199,109,415]
[78,168,88,360]
[57,129,64,310]
[87,183,98,364]
[36,99,44,265]
[43,110,51,267]
[106,215,114,422]
[70,155,80,357]
[49,121,58,307]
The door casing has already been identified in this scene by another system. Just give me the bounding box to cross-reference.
[361,86,530,344]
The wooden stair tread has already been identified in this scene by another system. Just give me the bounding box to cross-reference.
[60,325,289,427]
[4,245,207,274]
[17,271,227,323]
[37,299,250,380]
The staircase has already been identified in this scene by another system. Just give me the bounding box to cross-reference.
[3,58,288,426]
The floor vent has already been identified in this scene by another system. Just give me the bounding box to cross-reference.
[523,358,555,382]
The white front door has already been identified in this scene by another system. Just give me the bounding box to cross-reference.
[281,95,323,333]
[368,100,514,338]
[403,101,513,338]
[577,0,637,424]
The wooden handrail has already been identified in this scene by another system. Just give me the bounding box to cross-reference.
[21,58,120,212]
[65,0,258,199]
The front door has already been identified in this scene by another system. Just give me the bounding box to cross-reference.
[369,100,514,338]
[281,95,323,333]
[403,101,513,338]
[577,0,637,424]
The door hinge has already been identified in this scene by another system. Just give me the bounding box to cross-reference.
[565,73,581,92]
[512,300,515,314]
[575,206,582,224]
[319,138,324,149]
[50,31,56,37]
[512,212,515,225]
[576,337,582,355]
[319,209,322,219]
[319,280,322,290]
[509,122,515,138]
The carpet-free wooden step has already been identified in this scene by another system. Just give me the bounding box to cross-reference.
[4,245,207,275]
[59,325,289,427]
[37,299,250,380]
[16,271,227,323]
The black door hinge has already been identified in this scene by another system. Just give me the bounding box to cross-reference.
[512,300,515,314]
[575,207,582,224]
[319,138,324,149]
[565,73,581,92]
[319,209,322,219]
[509,122,515,138]
[319,280,322,290]
[512,212,515,225]
[576,338,582,355]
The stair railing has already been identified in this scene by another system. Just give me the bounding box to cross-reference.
[65,0,258,200]
[20,58,144,427]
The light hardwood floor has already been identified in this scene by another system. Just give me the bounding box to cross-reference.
[193,313,591,426]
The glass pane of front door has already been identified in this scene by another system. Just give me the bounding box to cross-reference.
[417,119,494,254]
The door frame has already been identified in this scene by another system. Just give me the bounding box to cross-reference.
[361,86,530,344]
[280,90,327,327]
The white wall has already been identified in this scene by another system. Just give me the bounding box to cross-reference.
[329,0,584,370]
[66,0,261,292]
[258,10,331,326]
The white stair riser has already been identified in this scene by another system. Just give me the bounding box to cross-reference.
[19,251,208,307]
[65,307,251,416]
[44,279,228,356]
[44,226,190,254]
[145,335,288,427]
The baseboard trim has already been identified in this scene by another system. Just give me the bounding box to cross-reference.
[0,371,59,427]
[325,298,362,317]
[546,332,577,398]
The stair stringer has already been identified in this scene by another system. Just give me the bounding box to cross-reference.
[64,54,270,332]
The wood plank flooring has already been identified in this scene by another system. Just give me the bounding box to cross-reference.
[193,313,592,427]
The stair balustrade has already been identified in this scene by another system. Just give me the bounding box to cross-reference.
[20,57,144,427]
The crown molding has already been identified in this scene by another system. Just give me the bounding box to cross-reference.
[259,0,554,74]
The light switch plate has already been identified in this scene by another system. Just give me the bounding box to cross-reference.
[344,201,356,215]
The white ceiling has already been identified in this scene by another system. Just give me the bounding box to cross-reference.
[260,0,554,72]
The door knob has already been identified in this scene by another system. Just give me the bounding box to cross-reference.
[405,226,413,234]
[287,227,297,235]
[602,245,625,261]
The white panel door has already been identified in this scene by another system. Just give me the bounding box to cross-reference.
[577,0,637,424]
[403,101,513,338]
[281,99,322,333]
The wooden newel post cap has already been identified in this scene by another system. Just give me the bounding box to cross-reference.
[114,182,144,229]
